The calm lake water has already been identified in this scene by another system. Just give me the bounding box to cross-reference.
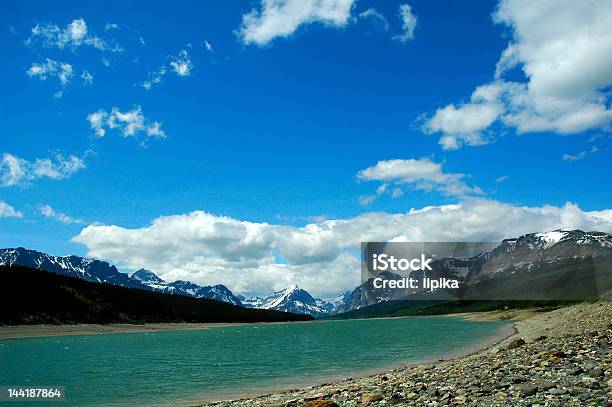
[0,317,509,406]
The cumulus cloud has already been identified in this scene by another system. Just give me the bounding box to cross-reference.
[357,158,483,198]
[87,106,166,142]
[422,81,523,150]
[0,152,85,187]
[422,0,612,148]
[393,4,417,42]
[26,18,121,52]
[39,204,83,224]
[0,201,23,218]
[562,146,599,162]
[236,0,355,46]
[72,199,612,298]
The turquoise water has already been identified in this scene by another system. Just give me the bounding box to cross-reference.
[0,317,509,406]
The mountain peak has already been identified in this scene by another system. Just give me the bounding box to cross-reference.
[243,285,327,318]
[131,268,165,284]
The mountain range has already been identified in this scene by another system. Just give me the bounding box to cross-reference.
[0,247,340,316]
[238,285,347,318]
[1,229,611,318]
[336,229,612,312]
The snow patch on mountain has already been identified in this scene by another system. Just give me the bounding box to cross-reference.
[241,285,332,318]
[535,230,570,248]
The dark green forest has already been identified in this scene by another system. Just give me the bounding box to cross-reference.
[0,265,312,325]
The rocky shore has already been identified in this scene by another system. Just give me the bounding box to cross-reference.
[201,302,612,406]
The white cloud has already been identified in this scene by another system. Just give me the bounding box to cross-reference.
[357,158,483,198]
[391,187,404,198]
[27,60,95,96]
[237,0,355,46]
[39,204,83,224]
[0,201,23,218]
[104,22,118,31]
[358,194,376,206]
[169,49,193,77]
[140,49,192,89]
[422,81,523,150]
[0,153,85,187]
[87,106,166,142]
[141,66,166,90]
[87,110,107,137]
[204,40,214,52]
[587,134,604,143]
[422,0,612,148]
[146,122,166,138]
[108,107,145,136]
[81,70,93,85]
[73,199,612,298]
[357,8,389,31]
[393,4,417,43]
[376,183,389,195]
[26,18,121,52]
[27,59,74,97]
[562,146,599,162]
[495,175,509,183]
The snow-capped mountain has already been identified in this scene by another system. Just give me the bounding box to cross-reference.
[239,295,265,308]
[336,229,612,312]
[3,229,609,317]
[316,291,351,314]
[240,285,330,318]
[198,284,243,305]
[131,268,173,293]
[476,229,612,281]
[0,248,242,306]
[132,274,243,305]
[129,272,243,305]
[131,268,165,285]
[333,271,404,314]
[0,247,141,288]
[494,229,612,255]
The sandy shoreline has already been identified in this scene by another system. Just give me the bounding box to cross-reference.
[0,310,521,341]
[0,321,303,340]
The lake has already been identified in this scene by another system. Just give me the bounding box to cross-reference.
[0,317,510,406]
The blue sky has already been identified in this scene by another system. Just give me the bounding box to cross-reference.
[1,0,611,296]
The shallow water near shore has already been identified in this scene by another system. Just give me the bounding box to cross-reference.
[0,316,510,406]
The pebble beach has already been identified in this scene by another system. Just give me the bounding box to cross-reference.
[201,302,612,407]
